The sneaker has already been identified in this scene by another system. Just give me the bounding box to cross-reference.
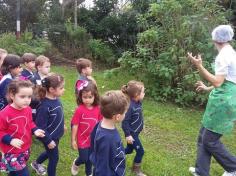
[31,161,46,175]
[222,171,236,176]
[189,167,200,176]
[71,159,79,175]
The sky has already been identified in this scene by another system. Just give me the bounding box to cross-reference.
[83,0,94,8]
[59,0,94,8]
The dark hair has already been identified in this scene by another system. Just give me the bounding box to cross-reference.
[76,81,99,106]
[35,55,50,70]
[76,58,92,74]
[7,79,33,103]
[121,80,144,99]
[22,53,36,63]
[37,73,64,99]
[1,54,22,75]
[100,90,129,119]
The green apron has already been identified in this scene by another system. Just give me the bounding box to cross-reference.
[202,81,236,134]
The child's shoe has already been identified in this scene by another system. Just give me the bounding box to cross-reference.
[71,159,79,175]
[189,167,200,176]
[222,171,236,176]
[132,162,147,176]
[31,161,46,175]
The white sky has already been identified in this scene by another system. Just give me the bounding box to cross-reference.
[83,0,94,8]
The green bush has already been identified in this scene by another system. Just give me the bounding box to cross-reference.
[0,32,51,55]
[119,0,231,106]
[89,39,116,65]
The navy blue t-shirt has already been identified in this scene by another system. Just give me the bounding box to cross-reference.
[90,122,126,176]
[35,98,64,145]
[0,74,13,110]
[21,69,35,82]
[122,99,144,137]
[31,71,42,85]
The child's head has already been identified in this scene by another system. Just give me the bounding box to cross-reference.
[100,90,129,122]
[22,53,36,71]
[0,48,7,67]
[38,73,65,99]
[35,55,51,76]
[76,81,99,107]
[7,79,33,109]
[76,58,92,76]
[1,54,23,76]
[121,80,145,101]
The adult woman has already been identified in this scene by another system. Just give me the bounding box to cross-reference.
[188,25,236,176]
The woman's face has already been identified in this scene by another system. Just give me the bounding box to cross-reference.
[213,41,225,52]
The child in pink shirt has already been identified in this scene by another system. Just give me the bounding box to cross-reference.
[71,81,102,176]
[0,79,45,175]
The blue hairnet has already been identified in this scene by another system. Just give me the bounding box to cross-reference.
[211,25,234,43]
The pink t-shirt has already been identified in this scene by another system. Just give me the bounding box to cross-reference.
[71,104,103,148]
[0,105,36,154]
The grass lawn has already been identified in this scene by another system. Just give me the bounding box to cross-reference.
[9,66,236,176]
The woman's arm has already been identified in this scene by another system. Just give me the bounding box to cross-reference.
[187,52,225,87]
[195,81,214,92]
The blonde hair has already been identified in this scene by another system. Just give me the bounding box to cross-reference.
[35,55,50,70]
[121,80,144,99]
[0,48,7,55]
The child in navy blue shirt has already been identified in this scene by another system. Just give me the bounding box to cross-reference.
[0,48,7,80]
[21,53,37,82]
[31,74,65,176]
[90,90,129,176]
[75,58,96,95]
[32,55,51,85]
[0,54,23,110]
[121,80,146,176]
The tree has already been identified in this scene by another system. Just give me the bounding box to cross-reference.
[0,0,46,33]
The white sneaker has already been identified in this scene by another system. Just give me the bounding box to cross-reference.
[222,171,236,176]
[71,159,79,176]
[189,167,200,176]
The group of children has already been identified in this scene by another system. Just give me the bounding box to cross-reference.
[0,50,147,176]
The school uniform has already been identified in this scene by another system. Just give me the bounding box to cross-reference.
[90,122,126,176]
[0,105,37,173]
[21,69,35,82]
[35,98,64,176]
[122,99,144,163]
[71,104,102,176]
[0,74,13,110]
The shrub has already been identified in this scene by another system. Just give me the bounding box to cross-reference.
[0,32,51,55]
[89,39,116,65]
[119,0,231,106]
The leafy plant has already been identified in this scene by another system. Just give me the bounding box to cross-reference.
[89,39,116,65]
[0,32,51,55]
[119,0,231,106]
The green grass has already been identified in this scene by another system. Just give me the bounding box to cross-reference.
[5,66,236,176]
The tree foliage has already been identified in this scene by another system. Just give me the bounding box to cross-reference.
[0,0,46,33]
[119,0,231,106]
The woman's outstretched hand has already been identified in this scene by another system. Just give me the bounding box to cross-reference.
[187,52,202,68]
[195,81,208,92]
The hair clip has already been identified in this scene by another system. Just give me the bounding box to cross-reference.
[77,80,89,91]
[41,78,48,87]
